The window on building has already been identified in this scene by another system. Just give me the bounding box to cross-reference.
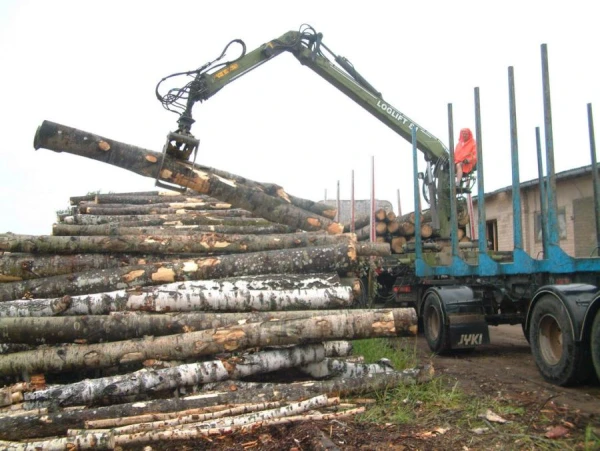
[486,219,498,250]
[535,207,567,242]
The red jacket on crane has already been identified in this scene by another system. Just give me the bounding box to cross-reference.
[454,128,477,174]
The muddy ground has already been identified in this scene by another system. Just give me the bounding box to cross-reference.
[134,326,600,450]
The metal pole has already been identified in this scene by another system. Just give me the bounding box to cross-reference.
[351,170,356,233]
[448,103,458,257]
[412,128,422,260]
[324,189,327,201]
[588,104,600,252]
[508,66,523,250]
[370,156,375,242]
[536,127,549,258]
[396,189,402,217]
[474,87,487,253]
[541,43,559,246]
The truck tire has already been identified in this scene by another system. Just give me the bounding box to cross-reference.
[422,292,451,354]
[592,310,600,381]
[529,295,591,386]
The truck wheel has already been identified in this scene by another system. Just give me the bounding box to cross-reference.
[422,292,450,354]
[592,310,600,382]
[529,295,591,386]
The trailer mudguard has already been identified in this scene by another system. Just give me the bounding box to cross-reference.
[423,286,490,349]
[526,284,598,341]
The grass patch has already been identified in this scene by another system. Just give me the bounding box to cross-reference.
[349,337,594,450]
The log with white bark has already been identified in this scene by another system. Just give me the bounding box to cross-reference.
[84,401,279,429]
[0,367,433,440]
[0,253,156,282]
[52,222,293,236]
[81,202,233,216]
[0,309,409,375]
[300,358,397,379]
[93,193,219,205]
[96,400,285,435]
[123,283,353,313]
[110,405,360,448]
[70,191,160,205]
[23,344,329,408]
[63,212,263,226]
[35,121,344,234]
[0,243,359,301]
[0,232,351,256]
[0,308,415,345]
[0,432,115,450]
[0,296,71,318]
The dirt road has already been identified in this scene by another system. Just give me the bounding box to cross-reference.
[422,324,600,418]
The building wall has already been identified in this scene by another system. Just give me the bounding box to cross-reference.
[472,171,597,257]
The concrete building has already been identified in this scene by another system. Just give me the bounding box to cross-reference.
[472,164,598,257]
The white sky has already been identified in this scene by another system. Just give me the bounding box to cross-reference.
[0,0,598,235]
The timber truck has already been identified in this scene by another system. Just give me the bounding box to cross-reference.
[154,24,600,386]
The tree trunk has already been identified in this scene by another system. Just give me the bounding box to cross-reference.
[0,296,71,318]
[0,367,433,440]
[0,309,410,375]
[93,193,219,205]
[397,211,423,224]
[70,191,160,205]
[24,345,329,408]
[354,223,372,241]
[0,243,359,302]
[375,222,388,236]
[398,221,416,236]
[63,212,266,226]
[0,253,155,282]
[420,223,433,239]
[343,213,370,232]
[0,308,415,344]
[300,358,397,379]
[374,208,388,222]
[35,121,343,234]
[81,202,233,216]
[390,236,407,254]
[52,223,293,236]
[0,232,352,256]
[387,220,400,235]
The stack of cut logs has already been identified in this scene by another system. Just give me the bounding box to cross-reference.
[0,184,432,449]
[374,204,471,254]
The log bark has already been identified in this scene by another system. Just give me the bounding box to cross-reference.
[0,367,433,440]
[70,191,160,205]
[52,223,293,236]
[35,121,343,234]
[0,232,352,256]
[0,309,410,375]
[92,400,284,435]
[24,344,329,408]
[300,358,397,379]
[63,212,269,226]
[82,202,233,216]
[354,223,372,241]
[354,242,390,257]
[0,308,415,345]
[93,193,218,205]
[0,253,155,282]
[342,213,370,232]
[0,243,358,302]
[0,296,71,318]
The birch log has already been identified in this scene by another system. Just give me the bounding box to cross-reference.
[0,308,415,344]
[23,344,328,408]
[81,203,233,216]
[0,243,358,301]
[300,358,397,379]
[0,296,71,318]
[0,309,408,375]
[93,193,219,204]
[62,211,257,226]
[0,253,155,282]
[52,223,293,236]
[34,121,343,234]
[0,368,433,440]
[70,191,160,205]
[0,232,352,256]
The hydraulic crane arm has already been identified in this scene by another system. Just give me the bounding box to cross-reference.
[156,25,448,163]
[156,25,451,233]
